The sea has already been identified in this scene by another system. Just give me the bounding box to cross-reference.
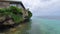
[30,16,60,34]
[1,16,60,34]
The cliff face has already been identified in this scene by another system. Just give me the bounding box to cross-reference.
[0,6,31,26]
[0,6,32,26]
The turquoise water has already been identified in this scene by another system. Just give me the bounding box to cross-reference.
[29,17,60,34]
[2,17,60,34]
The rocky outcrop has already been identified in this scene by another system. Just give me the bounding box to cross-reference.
[0,14,14,25]
[3,19,14,25]
[0,6,32,26]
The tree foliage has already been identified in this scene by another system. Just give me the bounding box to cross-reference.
[0,6,23,23]
[0,6,32,24]
[28,11,32,18]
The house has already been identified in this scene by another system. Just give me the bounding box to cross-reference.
[0,0,28,19]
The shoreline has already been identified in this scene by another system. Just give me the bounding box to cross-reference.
[0,19,30,32]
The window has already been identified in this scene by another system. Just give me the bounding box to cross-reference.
[10,4,17,6]
[10,4,23,8]
[18,4,23,8]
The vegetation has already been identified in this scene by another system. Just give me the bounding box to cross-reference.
[28,10,32,18]
[0,6,23,23]
[0,6,32,24]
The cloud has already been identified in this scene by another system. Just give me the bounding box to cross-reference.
[19,0,60,16]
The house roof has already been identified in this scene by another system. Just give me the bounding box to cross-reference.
[0,0,26,9]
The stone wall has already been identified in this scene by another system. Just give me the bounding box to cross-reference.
[0,2,10,8]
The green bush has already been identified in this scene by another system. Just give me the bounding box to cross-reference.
[0,6,32,23]
[9,6,23,15]
[28,11,32,18]
[0,6,23,23]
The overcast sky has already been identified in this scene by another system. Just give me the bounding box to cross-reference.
[14,0,60,16]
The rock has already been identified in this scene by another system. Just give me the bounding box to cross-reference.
[10,28,17,33]
[3,19,14,25]
[0,16,6,22]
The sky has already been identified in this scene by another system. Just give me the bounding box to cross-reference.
[12,0,60,16]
